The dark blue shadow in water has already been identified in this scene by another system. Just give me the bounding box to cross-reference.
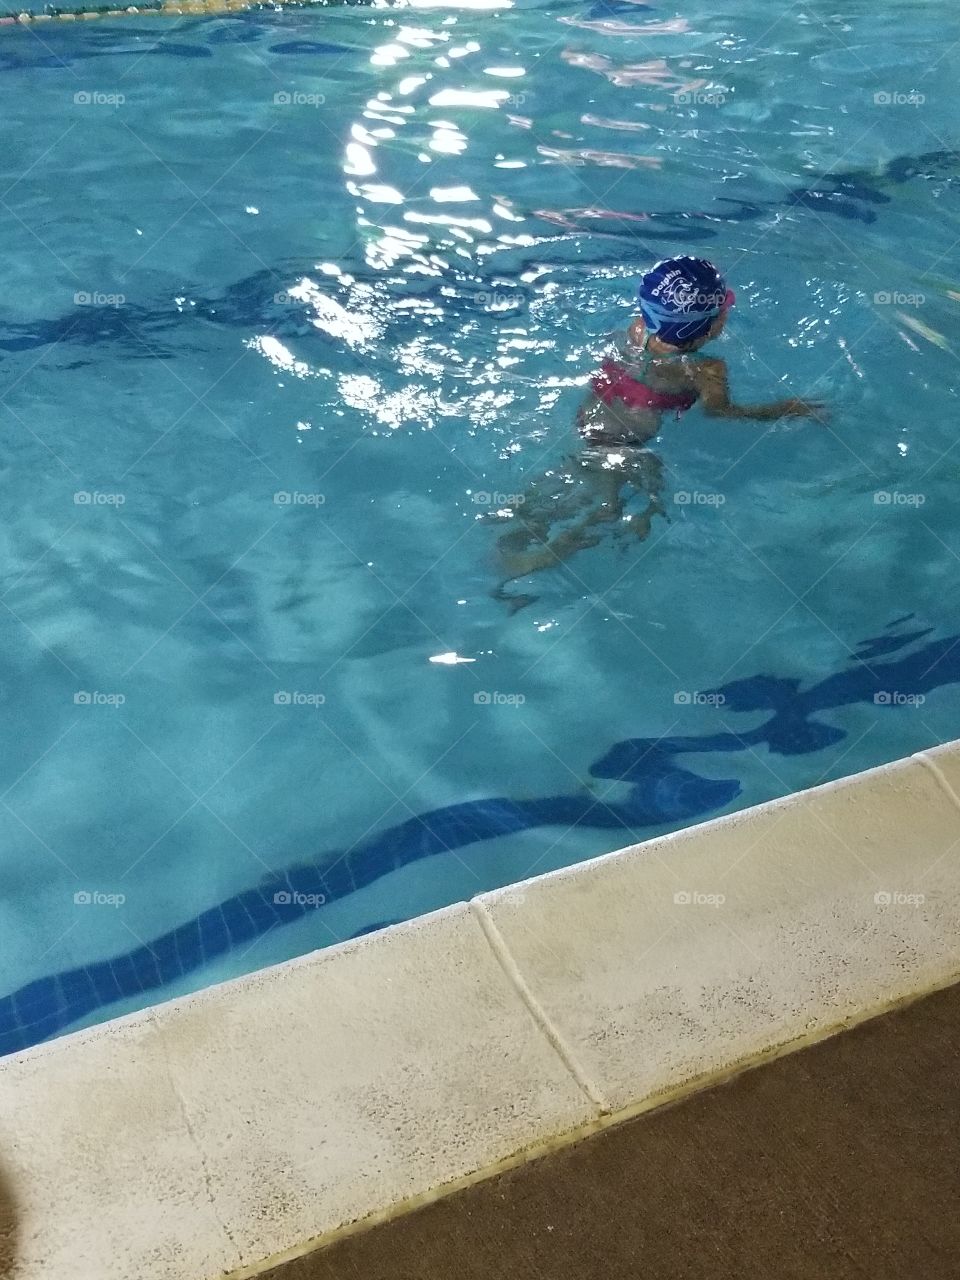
[594,623,959,781]
[268,40,356,55]
[584,0,654,16]
[540,150,960,246]
[0,15,361,74]
[2,620,960,1056]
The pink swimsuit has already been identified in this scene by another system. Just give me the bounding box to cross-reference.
[590,357,697,415]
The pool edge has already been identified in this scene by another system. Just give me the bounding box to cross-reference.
[2,742,959,1279]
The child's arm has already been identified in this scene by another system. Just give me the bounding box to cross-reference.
[691,358,827,421]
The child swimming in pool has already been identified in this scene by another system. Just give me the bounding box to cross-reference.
[493,256,826,610]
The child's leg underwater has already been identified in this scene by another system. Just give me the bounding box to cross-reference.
[491,450,664,610]
[612,449,666,543]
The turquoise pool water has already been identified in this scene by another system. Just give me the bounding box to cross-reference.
[1,0,960,1049]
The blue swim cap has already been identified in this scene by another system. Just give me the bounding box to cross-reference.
[637,256,728,346]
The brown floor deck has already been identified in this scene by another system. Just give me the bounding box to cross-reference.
[263,979,960,1280]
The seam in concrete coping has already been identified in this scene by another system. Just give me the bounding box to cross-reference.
[469,899,609,1114]
[916,748,960,814]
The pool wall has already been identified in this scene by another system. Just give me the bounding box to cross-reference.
[1,741,959,1279]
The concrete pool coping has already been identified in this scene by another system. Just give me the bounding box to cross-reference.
[2,742,960,1279]
[253,976,960,1280]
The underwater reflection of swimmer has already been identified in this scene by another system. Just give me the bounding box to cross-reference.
[491,255,825,611]
[491,447,665,613]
